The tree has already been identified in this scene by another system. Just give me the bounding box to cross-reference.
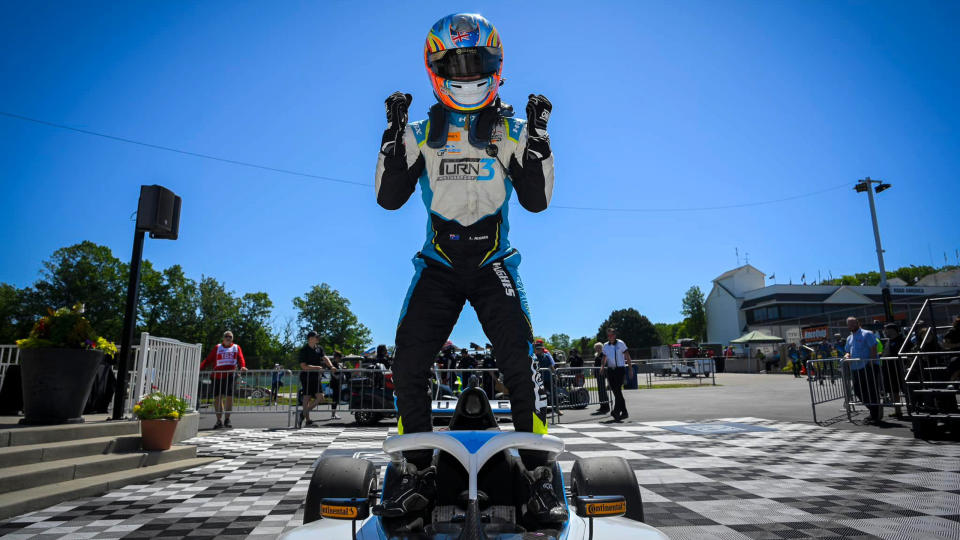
[233,292,279,369]
[681,286,707,342]
[654,321,686,345]
[573,336,593,355]
[549,333,571,352]
[196,276,241,348]
[32,241,127,341]
[140,264,201,340]
[0,283,38,343]
[596,308,661,352]
[293,283,371,353]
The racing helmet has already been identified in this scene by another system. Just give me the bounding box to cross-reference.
[424,13,503,112]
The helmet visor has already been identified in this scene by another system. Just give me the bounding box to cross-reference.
[428,47,502,80]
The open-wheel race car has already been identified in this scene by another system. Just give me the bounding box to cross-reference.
[281,388,668,539]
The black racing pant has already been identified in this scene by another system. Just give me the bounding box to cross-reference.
[393,250,548,442]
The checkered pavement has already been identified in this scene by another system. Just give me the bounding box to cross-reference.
[0,418,957,539]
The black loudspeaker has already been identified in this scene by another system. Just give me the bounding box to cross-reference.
[136,185,181,240]
[150,195,181,240]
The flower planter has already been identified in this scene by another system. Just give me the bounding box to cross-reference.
[19,348,103,425]
[140,419,179,450]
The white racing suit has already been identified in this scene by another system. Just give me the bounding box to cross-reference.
[376,104,554,438]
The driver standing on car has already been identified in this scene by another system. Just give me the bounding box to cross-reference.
[374,12,563,525]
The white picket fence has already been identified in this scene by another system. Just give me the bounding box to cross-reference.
[0,345,20,392]
[127,333,202,415]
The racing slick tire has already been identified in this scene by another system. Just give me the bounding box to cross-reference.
[304,457,377,523]
[571,456,644,522]
[353,410,383,426]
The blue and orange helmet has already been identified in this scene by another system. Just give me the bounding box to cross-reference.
[424,13,503,112]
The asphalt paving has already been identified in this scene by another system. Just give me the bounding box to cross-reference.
[196,373,922,439]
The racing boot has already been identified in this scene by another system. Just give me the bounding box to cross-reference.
[523,465,568,523]
[372,462,437,518]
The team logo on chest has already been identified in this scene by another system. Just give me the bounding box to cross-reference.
[437,158,496,181]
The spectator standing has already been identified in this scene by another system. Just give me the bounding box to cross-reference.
[568,350,583,368]
[601,328,632,422]
[458,348,475,389]
[568,350,584,387]
[768,349,780,373]
[328,351,344,420]
[592,342,610,415]
[199,331,247,429]
[376,344,392,369]
[298,331,332,427]
[270,363,284,405]
[438,345,456,387]
[799,346,812,377]
[833,334,845,357]
[882,323,910,416]
[481,350,497,397]
[944,317,960,381]
[844,316,882,423]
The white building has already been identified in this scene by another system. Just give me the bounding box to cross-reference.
[706,265,960,345]
[705,265,765,346]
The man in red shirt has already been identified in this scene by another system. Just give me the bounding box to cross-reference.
[199,330,247,428]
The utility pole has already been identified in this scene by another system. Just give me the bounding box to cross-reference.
[854,177,894,322]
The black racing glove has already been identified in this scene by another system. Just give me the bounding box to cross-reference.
[381,92,413,157]
[525,94,552,161]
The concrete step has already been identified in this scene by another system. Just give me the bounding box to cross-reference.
[0,446,197,494]
[0,456,218,521]
[0,435,142,468]
[0,421,139,447]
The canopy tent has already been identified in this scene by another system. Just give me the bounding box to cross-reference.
[729,330,784,344]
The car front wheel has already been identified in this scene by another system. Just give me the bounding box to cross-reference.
[570,456,644,522]
[304,457,377,523]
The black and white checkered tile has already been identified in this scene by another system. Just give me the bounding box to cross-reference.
[0,417,957,539]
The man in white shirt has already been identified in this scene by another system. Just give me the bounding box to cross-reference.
[601,327,632,422]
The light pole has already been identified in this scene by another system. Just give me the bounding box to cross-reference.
[854,177,894,322]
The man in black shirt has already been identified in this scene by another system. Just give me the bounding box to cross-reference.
[298,331,333,427]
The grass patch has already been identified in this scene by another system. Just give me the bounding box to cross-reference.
[641,383,720,389]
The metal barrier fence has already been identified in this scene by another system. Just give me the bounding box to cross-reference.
[806,357,908,425]
[129,333,202,413]
[805,359,845,424]
[637,359,717,387]
[305,366,618,427]
[197,369,300,426]
[0,345,20,392]
[844,357,909,422]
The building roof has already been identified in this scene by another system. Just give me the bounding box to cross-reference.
[738,284,960,309]
[916,268,960,287]
[713,264,765,282]
[823,286,873,305]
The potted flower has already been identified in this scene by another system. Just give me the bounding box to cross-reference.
[133,392,187,450]
[16,304,117,424]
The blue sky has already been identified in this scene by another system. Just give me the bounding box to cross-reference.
[2,1,958,348]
